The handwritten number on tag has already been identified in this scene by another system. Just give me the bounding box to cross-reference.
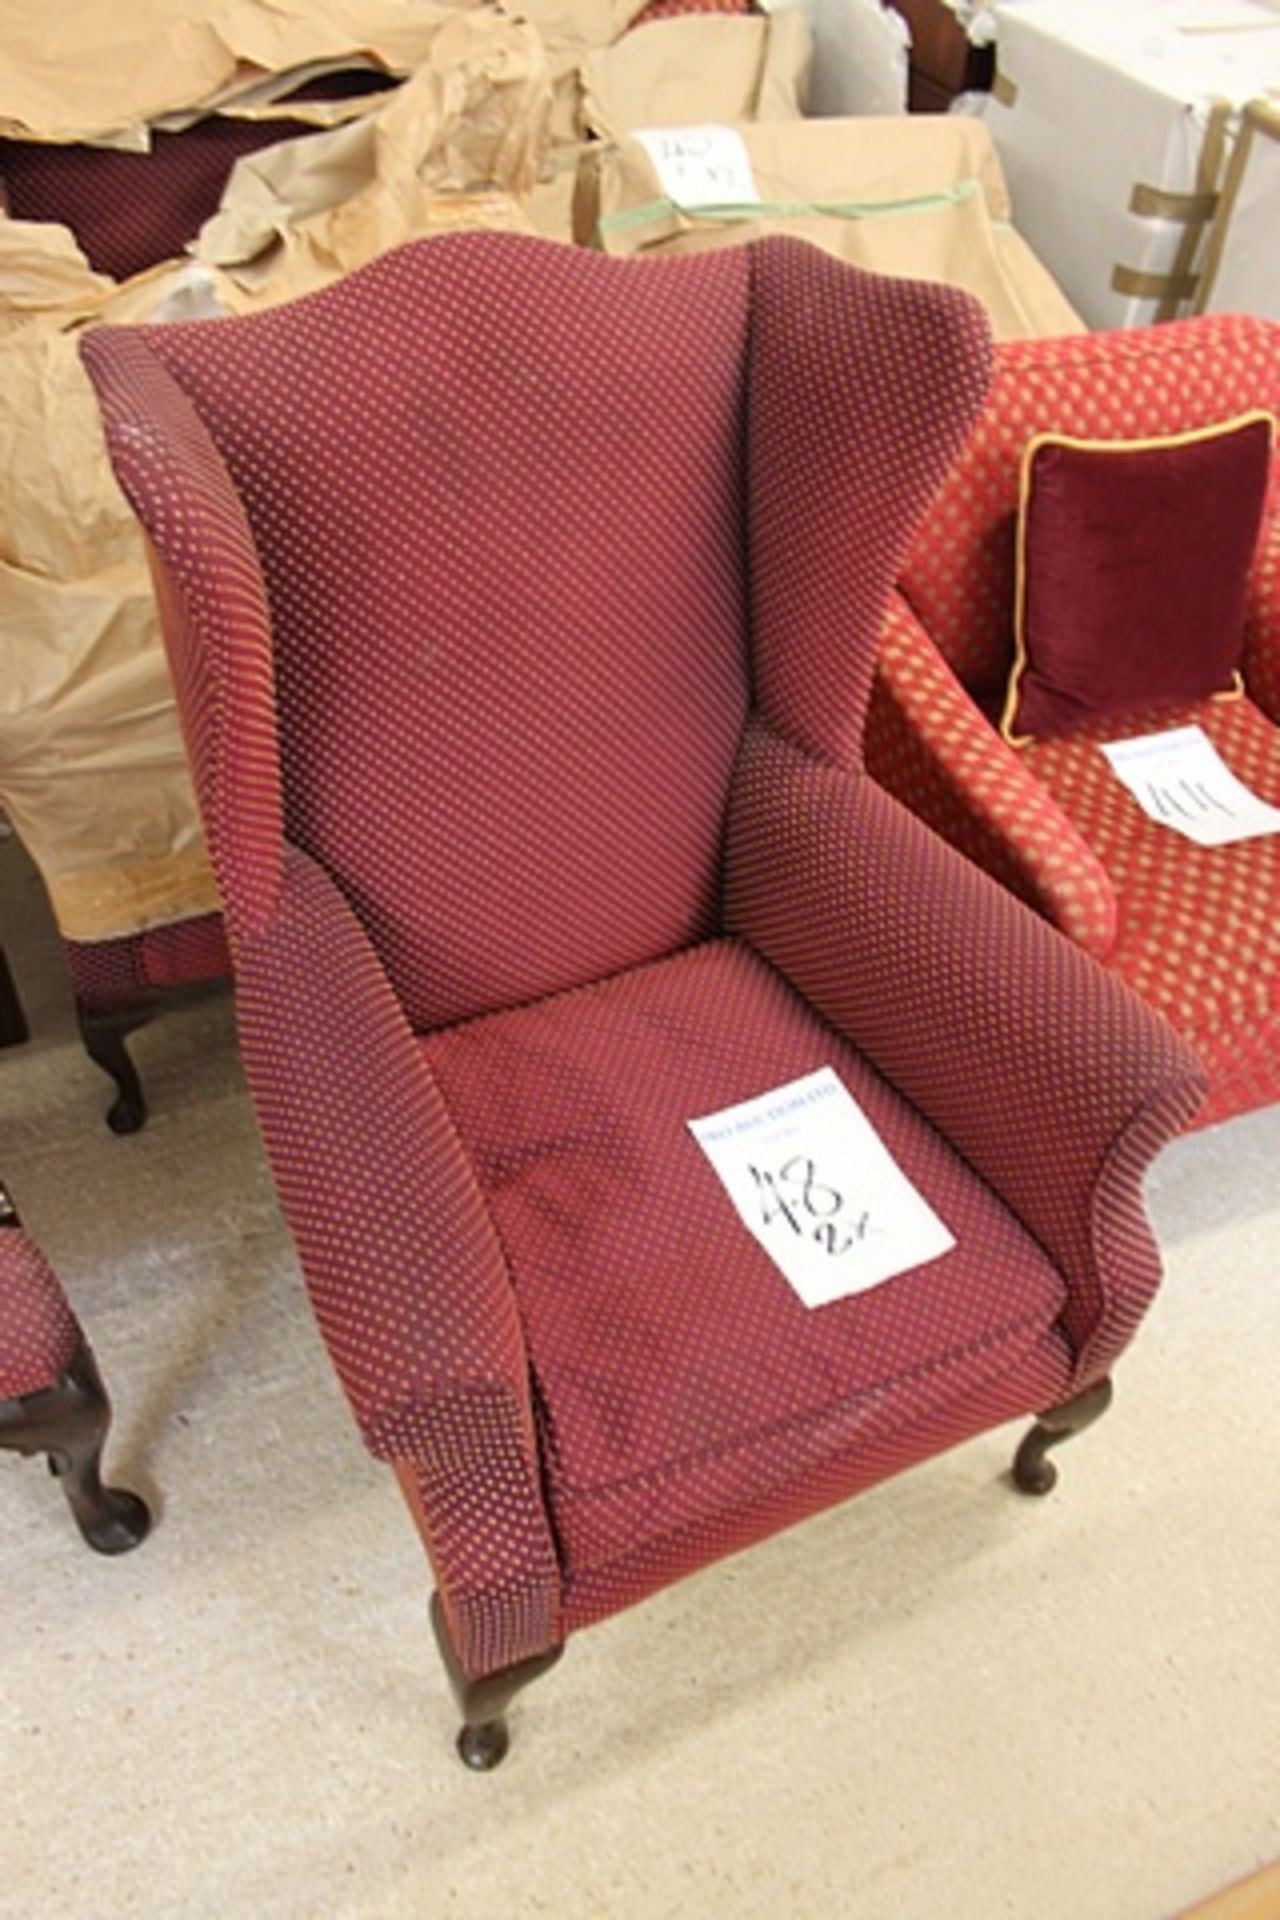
[748,1156,871,1257]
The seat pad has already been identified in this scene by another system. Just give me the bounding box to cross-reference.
[422,939,1067,1584]
[1020,693,1280,1121]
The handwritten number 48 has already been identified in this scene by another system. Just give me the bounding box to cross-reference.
[748,1157,871,1256]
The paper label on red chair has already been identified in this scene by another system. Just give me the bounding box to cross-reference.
[688,1067,956,1309]
[633,125,760,209]
[1099,725,1280,846]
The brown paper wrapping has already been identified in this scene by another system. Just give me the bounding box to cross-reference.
[508,2,810,240]
[0,2,235,146]
[0,285,227,937]
[578,116,1083,340]
[0,0,492,147]
[0,10,552,942]
[582,11,811,144]
[0,221,116,339]
[195,12,550,293]
[496,0,651,150]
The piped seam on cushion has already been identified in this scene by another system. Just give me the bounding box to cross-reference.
[543,1297,1063,1510]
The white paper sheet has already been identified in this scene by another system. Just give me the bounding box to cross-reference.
[633,124,760,209]
[1099,725,1280,846]
[688,1067,956,1309]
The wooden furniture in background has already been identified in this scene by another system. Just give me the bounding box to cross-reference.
[0,947,28,1049]
[889,0,993,113]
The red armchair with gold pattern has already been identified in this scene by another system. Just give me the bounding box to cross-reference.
[867,314,1280,1129]
[81,234,1203,1766]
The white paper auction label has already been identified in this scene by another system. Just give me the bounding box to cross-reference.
[633,124,761,210]
[688,1067,955,1309]
[1100,724,1280,846]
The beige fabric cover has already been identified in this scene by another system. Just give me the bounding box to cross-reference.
[577,116,1083,340]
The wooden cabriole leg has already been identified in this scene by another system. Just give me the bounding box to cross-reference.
[0,1340,151,1553]
[75,996,154,1135]
[1012,1377,1114,1496]
[0,945,29,1047]
[430,1592,564,1771]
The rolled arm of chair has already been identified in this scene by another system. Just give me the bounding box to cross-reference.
[234,845,561,1671]
[725,726,1206,1387]
[866,595,1118,963]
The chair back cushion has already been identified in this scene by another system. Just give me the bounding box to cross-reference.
[83,232,994,1027]
[899,312,1280,707]
[86,235,755,1028]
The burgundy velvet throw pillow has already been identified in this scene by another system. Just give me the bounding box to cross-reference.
[1001,410,1274,744]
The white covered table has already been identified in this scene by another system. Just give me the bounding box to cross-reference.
[986,0,1280,327]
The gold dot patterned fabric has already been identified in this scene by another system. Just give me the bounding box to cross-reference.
[869,313,1280,1127]
[80,233,1205,1681]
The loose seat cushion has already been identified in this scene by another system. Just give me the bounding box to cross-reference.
[423,938,1069,1592]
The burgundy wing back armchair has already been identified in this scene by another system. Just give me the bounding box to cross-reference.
[866,313,1280,1129]
[81,233,1204,1767]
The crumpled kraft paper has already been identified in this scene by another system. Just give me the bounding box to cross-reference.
[0,219,116,340]
[0,12,551,941]
[0,295,227,937]
[194,17,548,293]
[0,1,233,146]
[583,10,811,145]
[0,0,494,147]
[497,0,651,149]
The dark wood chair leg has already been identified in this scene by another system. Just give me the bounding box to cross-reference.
[430,1592,564,1771]
[0,945,29,1047]
[75,997,154,1135]
[1012,1377,1114,1495]
[0,1340,151,1553]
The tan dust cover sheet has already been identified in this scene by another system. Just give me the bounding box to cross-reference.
[578,115,1082,339]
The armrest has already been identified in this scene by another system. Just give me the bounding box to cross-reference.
[725,723,1207,1386]
[234,845,560,1665]
[867,593,1118,962]
[1244,521,1280,723]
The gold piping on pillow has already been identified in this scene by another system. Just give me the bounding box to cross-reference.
[1000,410,1276,749]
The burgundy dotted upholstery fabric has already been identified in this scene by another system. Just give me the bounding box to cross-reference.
[424,936,1072,1621]
[724,731,1205,1384]
[868,313,1280,1125]
[0,1226,80,1401]
[80,232,1204,1682]
[0,121,320,283]
[94,238,756,1030]
[629,0,753,25]
[64,911,229,1009]
[869,592,1119,959]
